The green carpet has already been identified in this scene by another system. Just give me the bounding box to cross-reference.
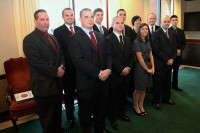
[1,67,200,133]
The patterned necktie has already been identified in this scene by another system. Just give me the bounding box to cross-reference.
[99,26,104,34]
[89,31,98,49]
[47,35,57,49]
[70,25,74,35]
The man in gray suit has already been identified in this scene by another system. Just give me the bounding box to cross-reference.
[23,9,66,133]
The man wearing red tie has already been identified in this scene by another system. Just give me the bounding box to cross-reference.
[54,8,81,128]
[68,8,112,133]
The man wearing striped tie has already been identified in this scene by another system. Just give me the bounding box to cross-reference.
[93,8,109,37]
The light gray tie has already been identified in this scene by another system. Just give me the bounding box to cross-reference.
[165,31,169,39]
[99,26,104,34]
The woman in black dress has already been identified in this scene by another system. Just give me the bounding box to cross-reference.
[133,23,154,115]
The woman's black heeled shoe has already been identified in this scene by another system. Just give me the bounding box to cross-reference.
[134,110,144,116]
[141,111,147,115]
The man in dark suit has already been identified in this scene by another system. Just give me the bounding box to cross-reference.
[109,9,134,105]
[147,13,160,42]
[68,8,112,133]
[108,9,133,42]
[169,15,186,91]
[93,8,109,37]
[151,15,177,110]
[106,16,133,130]
[54,8,81,127]
[23,9,67,133]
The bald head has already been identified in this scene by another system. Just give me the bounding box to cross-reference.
[112,16,124,34]
[147,13,157,26]
[161,15,170,30]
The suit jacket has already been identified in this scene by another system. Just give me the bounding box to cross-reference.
[109,24,134,42]
[68,29,112,91]
[23,28,65,97]
[93,24,109,37]
[148,25,160,42]
[106,33,134,84]
[151,28,177,69]
[54,24,81,88]
[169,26,186,52]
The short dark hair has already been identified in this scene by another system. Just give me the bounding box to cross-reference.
[62,8,73,16]
[80,8,91,18]
[171,15,178,19]
[131,15,142,26]
[34,9,47,20]
[117,9,125,15]
[136,23,149,42]
[93,8,103,16]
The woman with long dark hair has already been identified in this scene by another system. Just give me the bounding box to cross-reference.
[133,23,154,115]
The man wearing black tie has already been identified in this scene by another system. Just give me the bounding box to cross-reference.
[169,15,186,91]
[147,13,160,41]
[106,16,133,130]
[68,8,112,133]
[151,15,177,110]
[54,8,81,127]
[93,8,109,37]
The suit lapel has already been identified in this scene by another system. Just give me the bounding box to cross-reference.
[111,33,124,53]
[80,30,98,53]
[37,32,57,56]
[123,37,129,57]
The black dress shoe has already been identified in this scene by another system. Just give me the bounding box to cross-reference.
[68,120,75,128]
[152,103,161,110]
[62,130,70,133]
[162,100,175,105]
[172,87,183,91]
[61,128,70,133]
[96,129,111,133]
[110,121,119,130]
[118,114,131,122]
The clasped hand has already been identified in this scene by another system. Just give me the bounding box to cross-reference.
[57,64,65,77]
[99,69,111,81]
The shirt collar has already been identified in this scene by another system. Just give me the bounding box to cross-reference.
[81,27,94,37]
[65,24,74,30]
[161,26,168,33]
[113,31,123,41]
[36,28,48,37]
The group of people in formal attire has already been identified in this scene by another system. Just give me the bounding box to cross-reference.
[23,7,186,133]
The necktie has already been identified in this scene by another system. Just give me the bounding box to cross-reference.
[151,26,154,33]
[119,35,123,45]
[70,25,74,35]
[99,26,104,34]
[89,31,98,49]
[165,31,169,39]
[47,35,57,49]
